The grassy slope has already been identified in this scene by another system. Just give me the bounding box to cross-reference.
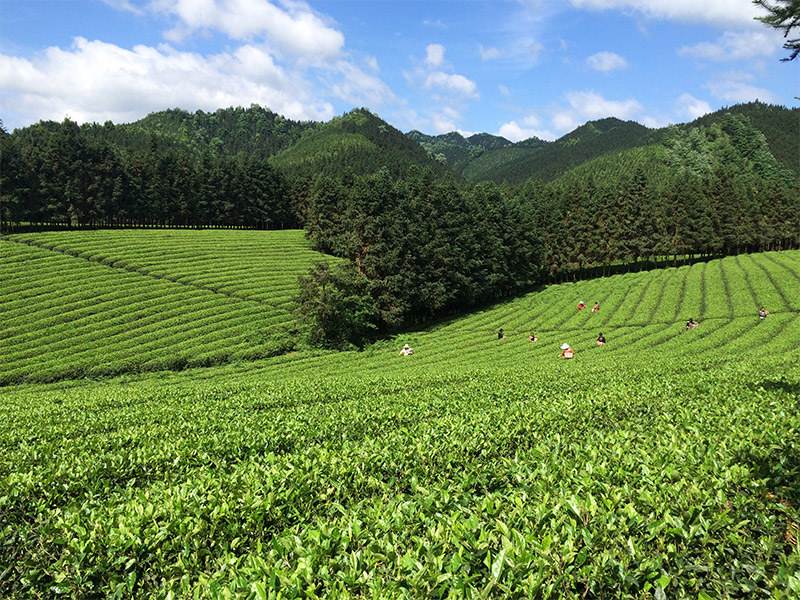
[0,229,336,384]
[2,232,799,598]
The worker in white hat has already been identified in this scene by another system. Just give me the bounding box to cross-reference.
[558,343,574,359]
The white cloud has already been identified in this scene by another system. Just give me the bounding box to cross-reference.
[497,114,551,141]
[0,37,336,126]
[424,71,479,98]
[567,0,762,28]
[425,44,446,67]
[553,111,579,133]
[154,0,345,66]
[674,93,712,120]
[678,30,777,61]
[479,45,501,61]
[430,106,462,133]
[543,90,645,136]
[328,60,397,108]
[706,71,779,103]
[586,51,628,71]
[565,90,643,120]
[499,84,511,97]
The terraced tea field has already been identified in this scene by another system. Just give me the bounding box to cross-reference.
[1,231,799,599]
[0,230,335,385]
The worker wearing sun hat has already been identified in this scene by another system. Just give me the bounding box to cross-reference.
[558,343,574,359]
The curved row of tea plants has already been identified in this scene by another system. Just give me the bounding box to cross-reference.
[0,230,334,385]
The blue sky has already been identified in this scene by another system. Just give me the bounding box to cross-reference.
[0,0,797,140]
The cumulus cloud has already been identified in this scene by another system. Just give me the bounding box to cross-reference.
[674,93,712,120]
[497,114,553,141]
[565,90,643,120]
[544,90,645,136]
[706,71,779,103]
[678,30,777,61]
[430,106,462,134]
[327,60,397,108]
[586,51,628,71]
[424,71,479,98]
[479,45,501,61]
[425,44,446,67]
[0,0,409,130]
[153,0,345,66]
[567,0,761,28]
[0,37,336,126]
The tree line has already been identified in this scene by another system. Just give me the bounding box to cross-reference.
[1,118,295,229]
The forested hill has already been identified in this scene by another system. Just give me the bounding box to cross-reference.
[269,108,449,181]
[410,102,799,185]
[81,105,316,159]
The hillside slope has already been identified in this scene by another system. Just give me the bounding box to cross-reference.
[3,227,798,386]
[3,245,799,599]
[409,102,798,185]
[270,108,449,180]
[0,229,336,384]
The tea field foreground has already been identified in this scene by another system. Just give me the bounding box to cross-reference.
[1,232,799,599]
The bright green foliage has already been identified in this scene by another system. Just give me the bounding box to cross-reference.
[2,235,800,598]
[0,230,334,384]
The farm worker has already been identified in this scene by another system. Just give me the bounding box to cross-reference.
[592,302,599,312]
[529,332,538,342]
[597,333,606,346]
[758,306,770,319]
[498,328,506,339]
[686,318,699,329]
[578,301,586,310]
[399,344,414,356]
[558,343,575,359]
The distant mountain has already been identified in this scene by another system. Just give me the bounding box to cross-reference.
[412,117,655,185]
[270,108,449,180]
[407,102,798,185]
[24,100,798,190]
[405,130,517,176]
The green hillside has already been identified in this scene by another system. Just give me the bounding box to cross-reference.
[0,229,335,384]
[80,105,316,159]
[463,117,655,185]
[270,108,449,181]
[407,102,799,186]
[2,237,799,598]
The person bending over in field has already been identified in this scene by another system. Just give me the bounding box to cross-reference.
[399,344,414,356]
[577,301,586,311]
[758,306,770,319]
[596,333,606,345]
[592,302,599,312]
[498,328,506,339]
[686,318,699,329]
[529,332,538,342]
[558,343,575,359]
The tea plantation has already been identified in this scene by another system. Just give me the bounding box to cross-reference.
[1,230,798,599]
